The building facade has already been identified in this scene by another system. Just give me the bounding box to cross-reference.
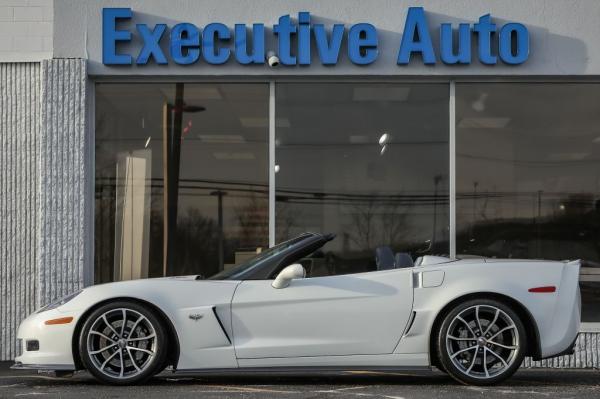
[1,0,599,367]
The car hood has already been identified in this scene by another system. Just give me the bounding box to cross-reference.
[55,277,240,314]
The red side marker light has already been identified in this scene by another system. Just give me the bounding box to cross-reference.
[528,286,556,293]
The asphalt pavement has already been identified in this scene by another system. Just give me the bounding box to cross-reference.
[0,362,599,398]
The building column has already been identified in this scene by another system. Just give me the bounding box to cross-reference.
[37,58,92,307]
[0,62,41,361]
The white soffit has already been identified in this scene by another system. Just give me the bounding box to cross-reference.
[213,152,256,160]
[240,117,291,128]
[457,117,511,129]
[352,87,410,102]
[198,134,247,144]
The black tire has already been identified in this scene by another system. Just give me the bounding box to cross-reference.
[79,301,168,385]
[436,299,527,385]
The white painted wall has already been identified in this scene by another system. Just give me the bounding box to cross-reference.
[0,0,52,62]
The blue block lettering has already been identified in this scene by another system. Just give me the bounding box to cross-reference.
[100,8,530,68]
[203,23,231,64]
[398,7,435,65]
[314,24,344,65]
[170,23,201,65]
[348,23,378,65]
[273,15,297,65]
[136,24,167,64]
[440,23,471,64]
[499,23,529,65]
[473,14,497,65]
[102,8,132,65]
[235,24,265,64]
[298,12,311,65]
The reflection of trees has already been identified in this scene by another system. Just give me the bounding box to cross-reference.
[457,191,600,262]
[380,202,410,248]
[235,193,268,249]
[275,202,302,242]
[348,200,377,251]
[94,176,116,284]
[173,208,220,277]
[347,199,410,252]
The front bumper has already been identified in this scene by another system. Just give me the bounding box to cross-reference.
[13,309,77,370]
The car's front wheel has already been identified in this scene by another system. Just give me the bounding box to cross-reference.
[79,301,167,385]
[436,299,526,385]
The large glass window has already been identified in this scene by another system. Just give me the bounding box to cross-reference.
[275,83,449,276]
[95,83,269,282]
[456,83,600,322]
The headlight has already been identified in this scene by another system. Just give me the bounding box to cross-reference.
[37,290,82,313]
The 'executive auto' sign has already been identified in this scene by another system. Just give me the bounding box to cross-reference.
[102,7,529,66]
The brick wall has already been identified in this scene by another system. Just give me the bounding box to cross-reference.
[0,0,52,62]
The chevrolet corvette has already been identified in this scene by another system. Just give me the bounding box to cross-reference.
[13,232,581,385]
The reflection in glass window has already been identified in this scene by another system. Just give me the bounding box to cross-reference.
[275,83,449,276]
[456,83,600,322]
[95,83,269,282]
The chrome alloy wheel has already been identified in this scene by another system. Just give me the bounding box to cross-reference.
[445,305,520,380]
[86,308,157,379]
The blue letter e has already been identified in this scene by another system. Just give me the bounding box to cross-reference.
[102,8,133,65]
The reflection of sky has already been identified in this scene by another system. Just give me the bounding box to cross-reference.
[275,83,449,254]
[457,83,600,224]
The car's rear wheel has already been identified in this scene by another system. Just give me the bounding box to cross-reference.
[79,301,167,385]
[436,299,526,385]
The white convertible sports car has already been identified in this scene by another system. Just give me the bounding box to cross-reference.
[13,232,581,386]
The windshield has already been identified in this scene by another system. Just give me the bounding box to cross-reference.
[208,234,312,280]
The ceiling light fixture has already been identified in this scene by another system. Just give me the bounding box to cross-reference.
[378,133,390,146]
[471,93,489,112]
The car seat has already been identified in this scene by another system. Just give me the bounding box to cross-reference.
[375,246,396,270]
[394,252,414,268]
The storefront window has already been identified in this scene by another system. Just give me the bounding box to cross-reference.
[456,83,600,322]
[275,83,449,275]
[95,83,269,282]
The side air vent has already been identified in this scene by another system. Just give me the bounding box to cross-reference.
[403,311,417,336]
[212,307,231,344]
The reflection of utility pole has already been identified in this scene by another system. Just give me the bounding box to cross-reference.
[162,83,184,276]
[537,190,542,258]
[211,190,228,271]
[470,181,478,242]
[162,84,205,276]
[431,175,442,251]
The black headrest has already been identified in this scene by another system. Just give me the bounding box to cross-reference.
[375,246,396,270]
[395,252,414,268]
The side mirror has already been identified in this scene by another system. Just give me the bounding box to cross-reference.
[272,264,306,289]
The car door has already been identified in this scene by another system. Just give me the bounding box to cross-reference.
[230,267,414,359]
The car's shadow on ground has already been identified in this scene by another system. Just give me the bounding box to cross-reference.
[155,372,455,386]
[2,369,600,399]
[6,369,599,388]
[2,370,599,399]
[153,369,600,387]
